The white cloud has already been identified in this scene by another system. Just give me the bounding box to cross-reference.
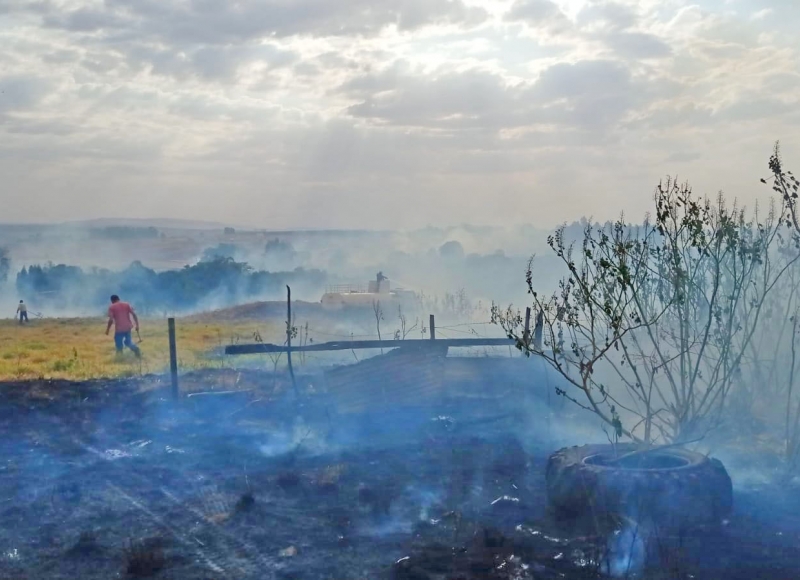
[751,8,773,21]
[0,0,798,229]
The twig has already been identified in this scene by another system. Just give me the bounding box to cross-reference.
[186,390,254,398]
[225,398,264,419]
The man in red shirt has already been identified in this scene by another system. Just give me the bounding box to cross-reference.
[105,295,141,357]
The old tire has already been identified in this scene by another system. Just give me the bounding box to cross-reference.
[546,444,732,529]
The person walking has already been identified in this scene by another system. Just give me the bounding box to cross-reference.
[105,295,141,357]
[16,300,28,324]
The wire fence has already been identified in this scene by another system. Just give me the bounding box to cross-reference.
[202,310,776,377]
[203,317,521,374]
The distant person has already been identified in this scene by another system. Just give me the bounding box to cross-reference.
[16,300,28,324]
[105,295,141,357]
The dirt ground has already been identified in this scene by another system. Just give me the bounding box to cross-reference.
[1,367,800,580]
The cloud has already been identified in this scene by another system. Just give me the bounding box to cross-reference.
[576,1,639,31]
[505,0,571,31]
[603,31,671,59]
[751,8,773,21]
[0,75,54,113]
[43,7,128,32]
[343,66,524,129]
[0,0,50,16]
[531,59,631,100]
[0,0,798,229]
[340,58,667,137]
[664,150,701,164]
[716,97,797,122]
[38,0,489,43]
[13,0,486,86]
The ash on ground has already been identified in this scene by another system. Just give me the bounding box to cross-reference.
[0,369,799,579]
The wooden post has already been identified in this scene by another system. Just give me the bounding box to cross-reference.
[429,314,435,340]
[286,285,298,398]
[168,317,179,399]
[534,309,544,351]
[523,307,531,349]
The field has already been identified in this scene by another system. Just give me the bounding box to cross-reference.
[0,316,284,381]
[0,366,799,579]
[0,301,505,381]
[1,306,800,578]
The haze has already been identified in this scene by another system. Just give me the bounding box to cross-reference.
[1,0,798,229]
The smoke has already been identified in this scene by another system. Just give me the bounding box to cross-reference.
[257,419,330,458]
[600,524,646,578]
[8,212,800,580]
[357,485,446,538]
[0,221,570,319]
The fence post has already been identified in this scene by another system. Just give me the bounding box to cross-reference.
[286,285,298,398]
[534,309,544,351]
[168,317,179,399]
[523,307,531,349]
[429,314,435,340]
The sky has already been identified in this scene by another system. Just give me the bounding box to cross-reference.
[0,0,798,230]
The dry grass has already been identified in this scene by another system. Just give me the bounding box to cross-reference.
[0,316,286,381]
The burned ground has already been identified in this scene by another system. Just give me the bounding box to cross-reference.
[0,367,799,579]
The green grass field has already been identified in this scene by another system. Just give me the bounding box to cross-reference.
[0,316,285,381]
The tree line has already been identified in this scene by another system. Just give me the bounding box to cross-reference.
[14,257,326,315]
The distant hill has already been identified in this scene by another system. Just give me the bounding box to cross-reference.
[60,218,228,230]
[185,300,325,322]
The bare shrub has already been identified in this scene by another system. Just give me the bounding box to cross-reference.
[494,172,794,444]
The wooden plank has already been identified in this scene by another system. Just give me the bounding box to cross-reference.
[224,337,514,355]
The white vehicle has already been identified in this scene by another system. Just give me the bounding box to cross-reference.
[321,273,417,311]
